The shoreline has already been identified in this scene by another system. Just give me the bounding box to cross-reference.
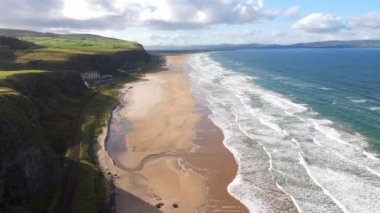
[188,103,249,212]
[96,54,248,212]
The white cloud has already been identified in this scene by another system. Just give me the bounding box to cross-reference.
[62,0,116,20]
[0,0,280,31]
[283,6,300,18]
[134,0,279,30]
[292,13,345,33]
[4,0,379,45]
[348,12,380,29]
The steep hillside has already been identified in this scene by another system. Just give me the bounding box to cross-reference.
[0,70,89,210]
[3,71,89,154]
[0,88,61,205]
[0,29,159,212]
[0,84,61,207]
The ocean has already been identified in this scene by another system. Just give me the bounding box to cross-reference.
[186,49,380,212]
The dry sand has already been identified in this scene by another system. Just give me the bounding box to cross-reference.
[97,54,248,213]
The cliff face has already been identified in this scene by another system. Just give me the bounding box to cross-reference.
[0,71,88,205]
[4,72,89,154]
[4,49,152,74]
[0,90,61,204]
[64,49,152,73]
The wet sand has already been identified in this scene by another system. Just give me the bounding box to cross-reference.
[97,54,248,212]
[185,104,249,212]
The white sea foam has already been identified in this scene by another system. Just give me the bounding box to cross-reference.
[363,150,379,160]
[298,153,349,213]
[186,53,380,213]
[369,106,380,111]
[320,87,331,90]
[350,98,368,103]
[272,76,289,80]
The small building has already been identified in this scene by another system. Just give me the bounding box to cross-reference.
[81,71,113,86]
[81,71,100,81]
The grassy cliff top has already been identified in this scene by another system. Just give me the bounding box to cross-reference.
[0,87,18,95]
[21,34,141,53]
[0,29,143,63]
[0,70,48,96]
[0,70,48,79]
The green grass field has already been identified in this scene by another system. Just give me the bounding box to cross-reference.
[0,87,18,95]
[14,35,141,62]
[0,70,48,79]
[21,35,140,52]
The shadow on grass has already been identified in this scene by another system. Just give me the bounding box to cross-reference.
[71,159,161,213]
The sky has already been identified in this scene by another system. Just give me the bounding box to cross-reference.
[1,0,380,46]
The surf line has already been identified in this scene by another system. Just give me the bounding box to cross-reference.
[298,153,349,213]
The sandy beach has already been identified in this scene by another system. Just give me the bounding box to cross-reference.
[97,54,248,212]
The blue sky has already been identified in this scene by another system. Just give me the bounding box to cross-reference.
[267,0,380,16]
[1,0,380,46]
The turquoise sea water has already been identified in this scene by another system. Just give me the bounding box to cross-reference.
[186,49,380,212]
[212,49,380,150]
